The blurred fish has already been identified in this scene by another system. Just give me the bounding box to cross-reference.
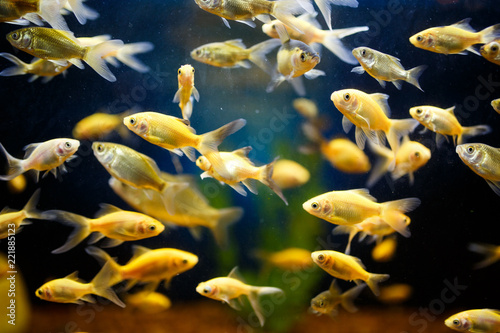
[72,110,131,140]
[351,47,427,91]
[480,39,500,65]
[35,263,125,307]
[196,146,288,204]
[123,112,246,180]
[7,174,27,194]
[371,236,397,262]
[310,279,366,318]
[173,64,199,121]
[311,0,359,30]
[43,204,165,254]
[125,290,171,313]
[102,42,154,73]
[409,18,500,55]
[378,284,413,304]
[196,267,284,327]
[86,245,198,291]
[410,106,491,146]
[6,27,124,81]
[311,250,389,296]
[468,242,500,269]
[444,309,500,332]
[253,247,313,271]
[331,89,419,151]
[293,97,318,120]
[0,52,71,82]
[0,138,79,182]
[271,159,310,189]
[0,189,40,239]
[491,98,500,114]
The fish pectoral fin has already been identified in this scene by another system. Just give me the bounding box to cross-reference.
[354,126,367,150]
[235,19,256,28]
[100,238,125,248]
[68,58,84,69]
[172,88,181,103]
[255,14,271,23]
[200,171,213,179]
[227,298,242,310]
[221,17,231,29]
[466,46,481,56]
[342,115,354,133]
[192,86,200,102]
[230,183,248,197]
[392,80,403,90]
[304,69,326,80]
[485,179,500,196]
[351,66,365,74]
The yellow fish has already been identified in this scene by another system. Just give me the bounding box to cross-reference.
[253,248,313,271]
[0,138,79,182]
[331,89,419,152]
[271,159,310,189]
[173,64,199,121]
[410,18,500,55]
[468,243,500,269]
[196,146,288,204]
[0,189,40,239]
[491,98,500,114]
[445,309,500,333]
[196,267,283,327]
[35,263,125,307]
[311,250,389,296]
[86,245,198,291]
[480,39,500,65]
[6,27,124,81]
[125,290,171,314]
[7,174,27,194]
[0,52,71,83]
[351,46,427,91]
[378,284,413,304]
[457,143,500,196]
[124,111,246,180]
[310,279,366,318]
[293,98,318,119]
[43,204,165,254]
[410,106,491,146]
[72,110,130,140]
[371,236,397,262]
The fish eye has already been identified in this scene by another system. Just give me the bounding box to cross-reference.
[36,289,42,296]
[491,44,499,52]
[203,286,212,294]
[300,52,306,62]
[149,225,156,231]
[178,69,181,75]
[192,68,195,73]
[97,144,104,152]
[343,93,350,102]
[466,146,475,154]
[182,259,188,264]
[416,108,422,115]
[361,49,366,56]
[311,202,320,210]
[319,301,324,307]
[416,35,423,42]
[452,319,460,326]
[11,32,19,40]
[414,151,420,158]
[317,254,325,262]
[65,142,72,149]
[129,117,136,125]
[196,50,201,56]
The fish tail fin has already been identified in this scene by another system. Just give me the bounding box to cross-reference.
[479,23,500,44]
[258,158,288,205]
[249,287,284,326]
[248,39,281,74]
[85,246,124,285]
[381,198,421,237]
[468,243,500,269]
[84,40,124,82]
[458,125,491,145]
[39,0,69,31]
[366,141,394,188]
[211,207,244,248]
[323,27,368,64]
[90,262,126,308]
[66,0,90,24]
[0,142,25,181]
[387,118,419,153]
[366,273,389,296]
[23,188,42,220]
[340,283,366,313]
[406,65,427,92]
[43,210,91,254]
[160,182,189,215]
[0,53,30,77]
[314,0,359,30]
[272,0,313,34]
[114,42,154,73]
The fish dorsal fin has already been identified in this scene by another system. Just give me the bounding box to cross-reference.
[23,142,41,158]
[369,93,391,117]
[64,271,80,281]
[140,153,161,174]
[444,106,456,115]
[347,254,366,269]
[349,188,377,202]
[96,203,122,217]
[224,39,247,49]
[329,279,342,297]
[227,266,245,282]
[1,206,14,214]
[130,245,151,261]
[451,18,475,32]
[232,146,252,158]
[174,117,196,133]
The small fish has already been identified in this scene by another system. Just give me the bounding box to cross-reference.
[6,27,124,81]
[410,106,491,146]
[371,236,397,262]
[293,98,318,119]
[196,146,288,204]
[173,65,200,121]
[123,112,246,180]
[378,284,413,304]
[43,204,165,253]
[125,290,171,313]
[72,110,131,140]
[310,279,366,318]
[457,143,500,196]
[444,309,500,333]
[468,243,500,269]
[311,250,389,296]
[86,245,198,291]
[253,248,313,271]
[271,159,310,189]
[196,267,284,327]
[331,89,419,151]
[303,188,420,237]
[0,52,71,83]
[7,174,27,194]
[0,138,80,182]
[409,18,500,55]
[35,263,125,307]
[491,98,500,114]
[351,47,427,91]
[480,39,500,66]
[0,189,41,238]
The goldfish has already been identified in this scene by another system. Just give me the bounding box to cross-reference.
[351,47,427,91]
[86,245,198,291]
[367,136,431,187]
[35,263,125,307]
[0,138,79,182]
[253,248,313,271]
[6,27,124,81]
[331,89,419,152]
[173,65,199,121]
[125,291,171,313]
[371,236,397,262]
[445,309,500,332]
[311,250,389,296]
[409,19,500,55]
[0,52,71,83]
[480,39,500,65]
[123,112,246,180]
[196,267,284,327]
[468,243,500,269]
[0,189,40,239]
[410,106,491,146]
[190,39,280,75]
[310,279,366,317]
[7,174,27,194]
[192,0,313,33]
[271,159,310,189]
[196,146,288,204]
[108,175,243,247]
[72,110,131,140]
[42,204,165,254]
[378,284,413,304]
[492,99,500,114]
[293,98,318,119]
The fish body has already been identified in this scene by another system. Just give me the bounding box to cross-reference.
[468,243,500,269]
[311,250,389,296]
[125,291,171,313]
[0,54,72,82]
[491,98,500,114]
[0,189,40,238]
[0,138,79,181]
[481,39,500,65]
[351,46,426,91]
[276,39,320,78]
[72,111,130,140]
[371,237,397,262]
[271,159,310,189]
[173,64,199,121]
[456,143,500,196]
[255,248,313,270]
[410,19,500,55]
[410,106,491,146]
[378,284,413,304]
[445,309,500,333]
[310,279,366,317]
